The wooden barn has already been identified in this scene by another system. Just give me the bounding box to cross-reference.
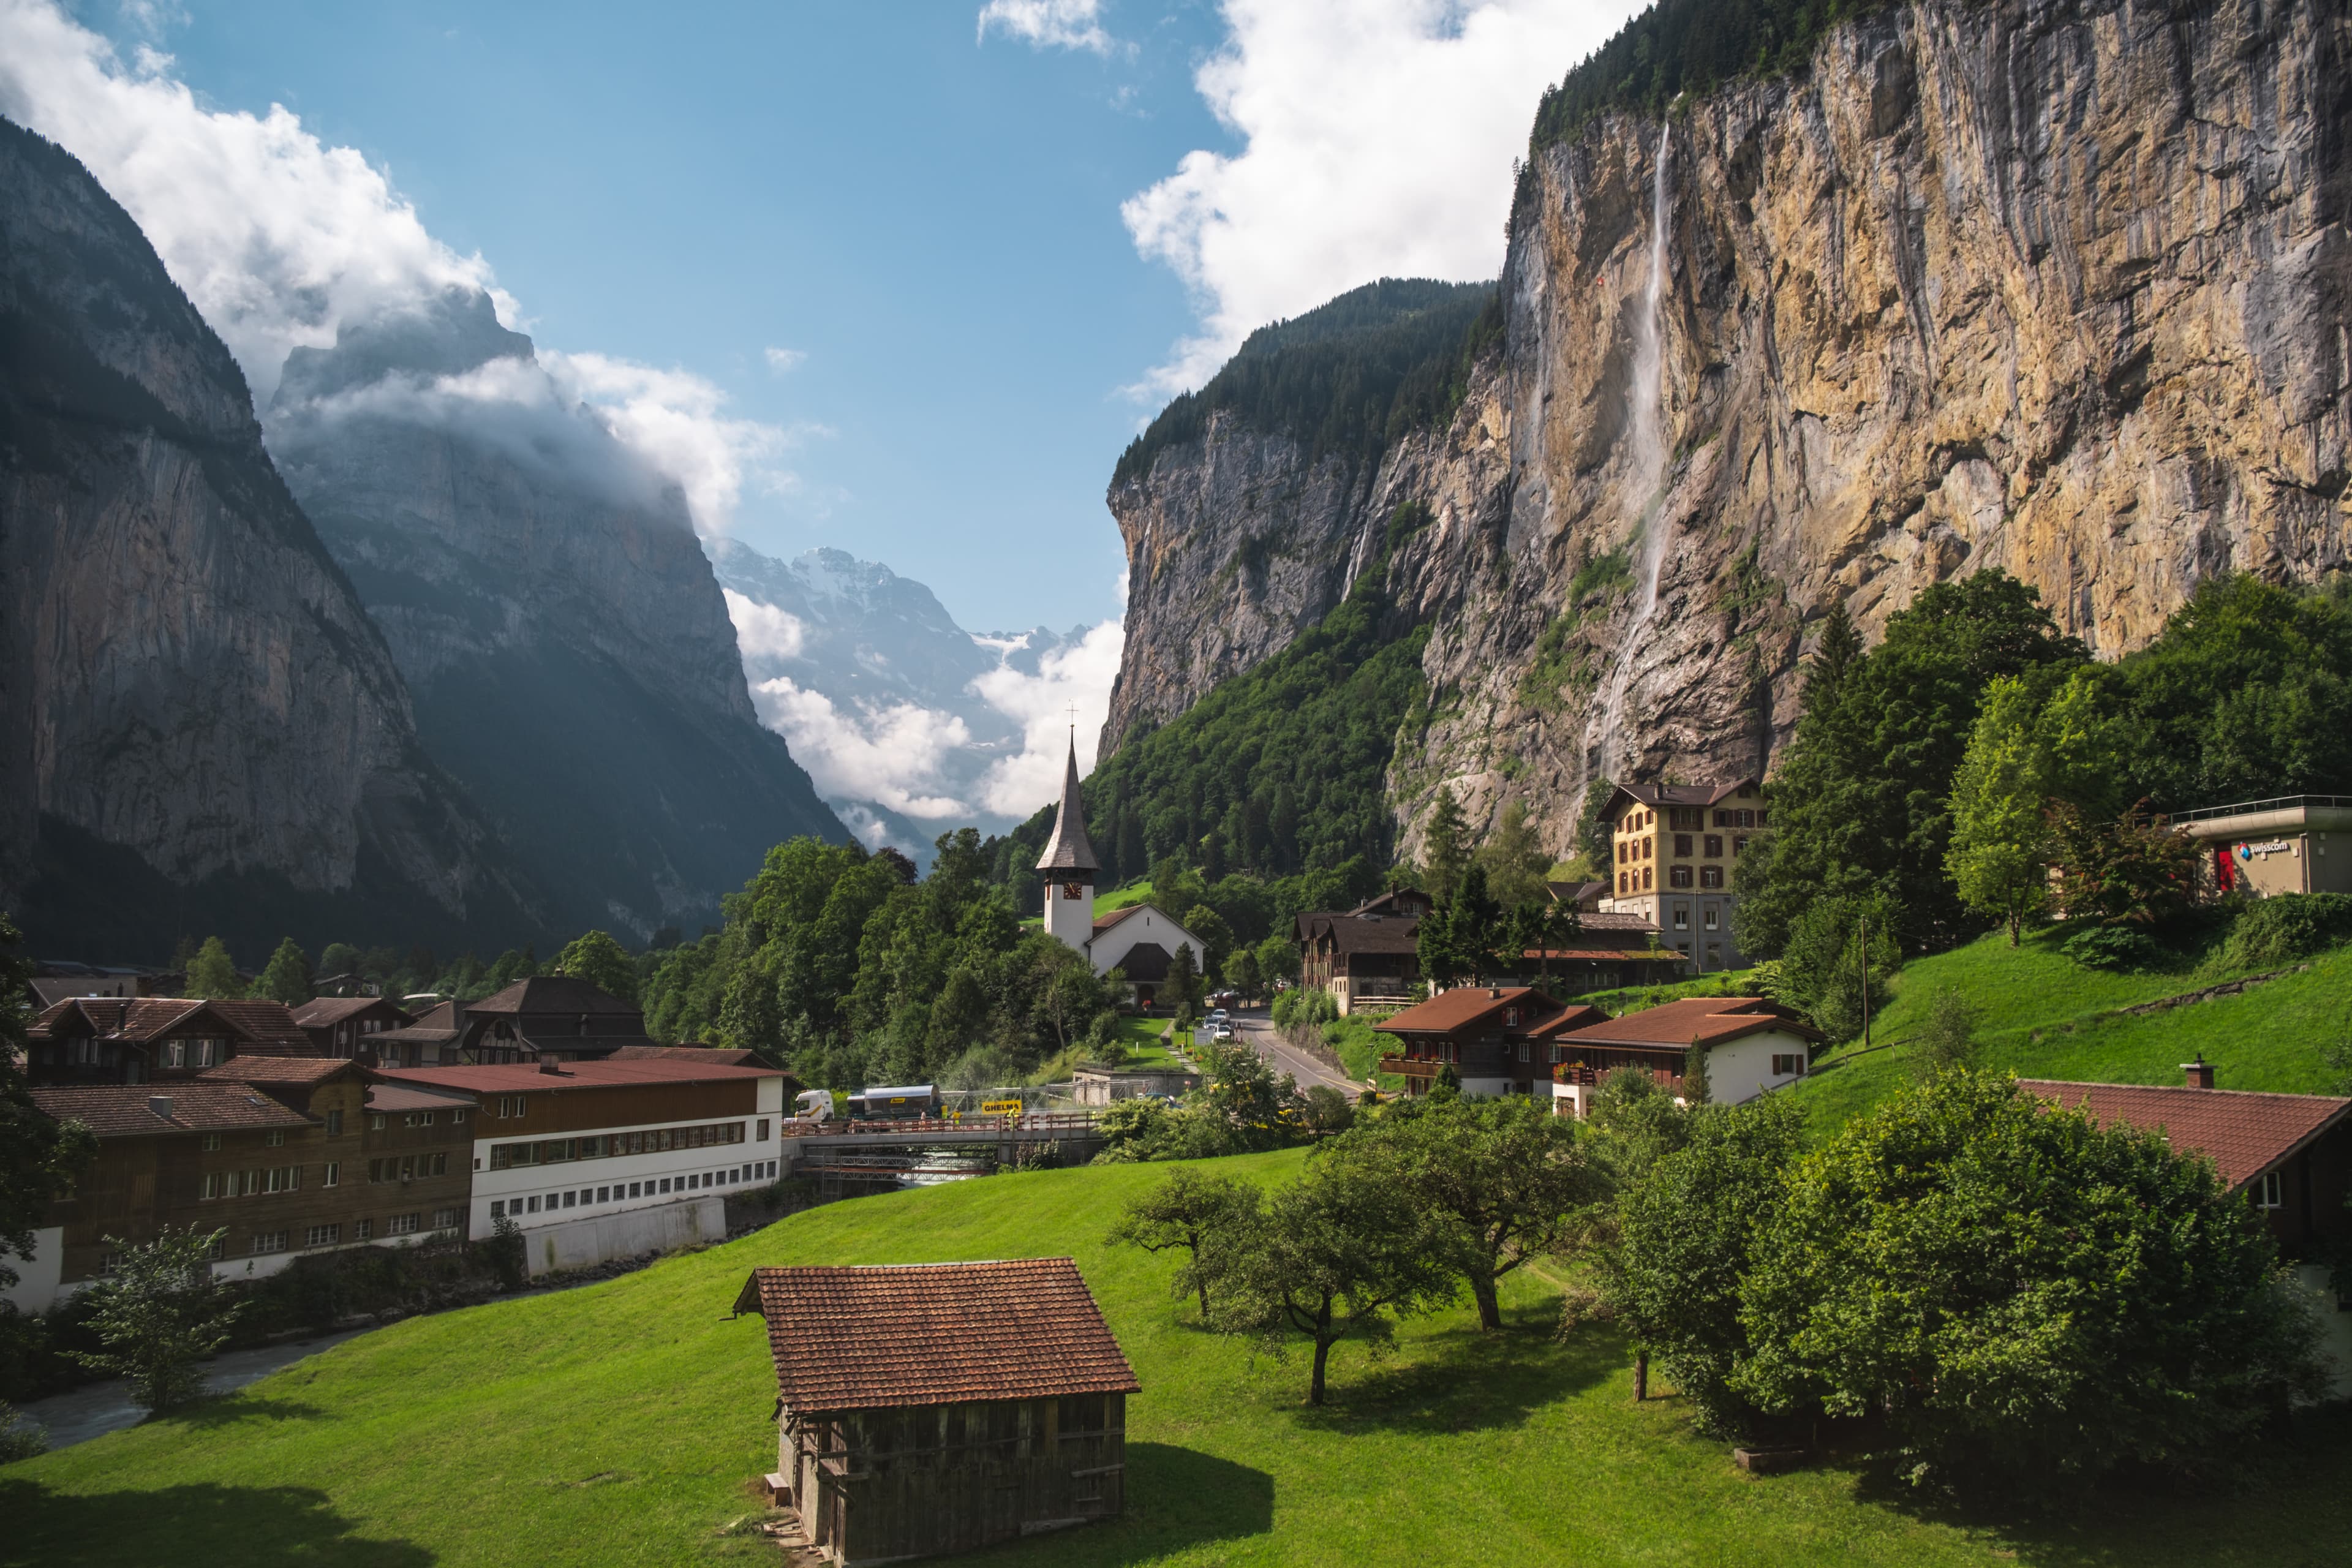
[733,1257,1140,1564]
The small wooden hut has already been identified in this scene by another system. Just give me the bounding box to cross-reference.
[733,1257,1140,1564]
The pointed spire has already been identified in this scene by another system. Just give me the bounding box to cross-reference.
[1035,734,1099,875]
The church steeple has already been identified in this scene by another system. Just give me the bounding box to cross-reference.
[1035,734,1099,876]
[1037,733,1098,953]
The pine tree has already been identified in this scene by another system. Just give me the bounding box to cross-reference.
[253,938,313,1005]
[1422,786,1471,906]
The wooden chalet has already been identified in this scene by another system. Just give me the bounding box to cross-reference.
[453,976,663,1065]
[735,1258,1140,1565]
[1295,889,1433,1016]
[1376,986,1605,1098]
[23,997,316,1087]
[368,998,463,1066]
[292,995,413,1058]
[1545,997,1820,1115]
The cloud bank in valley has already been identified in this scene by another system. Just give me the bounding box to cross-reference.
[0,0,793,536]
[1117,0,1640,395]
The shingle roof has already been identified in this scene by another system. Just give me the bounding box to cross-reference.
[1552,996,1821,1049]
[2016,1080,2352,1191]
[733,1259,1140,1412]
[29,1084,314,1137]
[374,1058,781,1094]
[1376,986,1565,1037]
[1604,778,1760,811]
[1577,911,1661,933]
[199,1000,317,1054]
[1524,1004,1609,1039]
[466,976,641,1017]
[291,997,409,1029]
[197,1057,358,1086]
[1035,738,1100,874]
[364,1082,481,1114]
[1315,919,1422,956]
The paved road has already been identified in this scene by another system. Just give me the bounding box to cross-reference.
[1216,1006,1362,1095]
[13,1327,374,1452]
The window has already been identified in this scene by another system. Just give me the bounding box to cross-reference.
[451,1108,469,1125]
[1641,866,1653,891]
[326,1110,344,1136]
[202,1133,222,1153]
[369,1115,386,1131]
[1616,842,1628,865]
[526,1196,540,1213]
[197,1039,219,1068]
[265,1129,285,1147]
[1618,872,1628,894]
[597,1186,611,1203]
[251,1231,288,1255]
[499,1095,526,1118]
[562,1191,576,1208]
[1674,834,1692,858]
[1703,834,1722,858]
[1699,865,1724,889]
[491,1199,505,1219]
[489,1142,539,1171]
[356,1218,373,1240]
[1756,810,1770,827]
[1669,865,1694,888]
[432,1208,461,1229]
[756,1120,771,1142]
[2255,1170,2285,1210]
[629,1182,642,1198]
[304,1224,341,1248]
[1642,835,1653,859]
[1771,1054,1805,1078]
[1673,907,1689,930]
[165,1041,186,1068]
[202,1170,235,1200]
[1702,907,1720,931]
[323,1162,339,1188]
[1518,1042,1530,1063]
[1504,1006,1519,1027]
[386,1213,419,1236]
[1733,836,1750,856]
[660,1178,673,1194]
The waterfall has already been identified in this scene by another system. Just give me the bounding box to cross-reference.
[1594,124,1675,775]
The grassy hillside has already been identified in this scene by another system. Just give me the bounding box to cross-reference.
[10,1152,2351,1567]
[1792,932,2352,1134]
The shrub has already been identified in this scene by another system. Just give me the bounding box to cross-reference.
[2211,892,2352,973]
[0,1400,47,1463]
[2060,925,2163,971]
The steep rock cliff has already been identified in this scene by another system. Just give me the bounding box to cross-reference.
[265,291,846,938]
[1107,0,2352,860]
[0,118,535,959]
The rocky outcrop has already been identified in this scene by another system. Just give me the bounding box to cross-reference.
[1107,0,2352,859]
[265,290,846,939]
[0,118,535,959]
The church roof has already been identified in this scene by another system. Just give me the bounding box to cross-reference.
[1035,736,1099,874]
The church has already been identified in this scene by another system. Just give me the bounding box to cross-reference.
[1038,739,1207,1010]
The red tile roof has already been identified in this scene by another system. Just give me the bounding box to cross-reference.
[290,997,409,1029]
[364,1082,480,1114]
[197,1057,358,1086]
[28,996,315,1054]
[374,1058,782,1095]
[1524,1004,1608,1039]
[467,976,640,1017]
[1551,996,1821,1050]
[29,1084,314,1137]
[1376,987,1566,1037]
[197,1000,317,1054]
[2016,1080,2352,1191]
[733,1259,1140,1412]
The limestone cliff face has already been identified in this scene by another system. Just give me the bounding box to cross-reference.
[265,291,846,939]
[0,118,531,957]
[1107,0,2352,859]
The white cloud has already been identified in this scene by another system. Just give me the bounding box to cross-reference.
[971,618,1127,815]
[763,345,807,374]
[978,0,1114,55]
[748,677,976,820]
[1123,0,1640,395]
[722,590,809,661]
[0,0,802,536]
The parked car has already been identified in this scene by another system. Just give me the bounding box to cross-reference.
[1212,1023,1234,1042]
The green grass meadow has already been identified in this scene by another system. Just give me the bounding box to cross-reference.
[10,1149,2352,1567]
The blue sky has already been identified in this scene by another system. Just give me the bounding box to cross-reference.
[7,0,1639,633]
[77,1,1232,631]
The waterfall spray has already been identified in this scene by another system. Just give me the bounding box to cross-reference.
[1594,124,1675,774]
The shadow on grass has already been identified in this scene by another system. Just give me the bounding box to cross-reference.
[1828,1405,2352,1568]
[0,1479,433,1567]
[163,1395,328,1431]
[1289,1313,1621,1435]
[964,1443,1272,1566]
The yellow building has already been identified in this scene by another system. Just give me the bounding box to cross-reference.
[1599,778,1766,973]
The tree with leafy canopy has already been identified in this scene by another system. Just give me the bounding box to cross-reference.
[1771,892,1901,1046]
[1208,1154,1458,1404]
[553,930,638,1002]
[1194,1039,1305,1151]
[1164,941,1202,1027]
[1607,1093,1804,1423]
[252,938,314,1006]
[2047,799,2201,929]
[1911,989,1981,1077]
[1106,1167,1264,1319]
[2,916,95,1293]
[1420,785,1472,907]
[1252,933,1297,990]
[484,946,540,993]
[1738,573,2084,959]
[70,1225,245,1412]
[1222,946,1264,1003]
[1335,1092,1601,1331]
[1417,862,1504,987]
[1734,1070,2326,1494]
[184,937,242,1000]
[1182,903,1234,978]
